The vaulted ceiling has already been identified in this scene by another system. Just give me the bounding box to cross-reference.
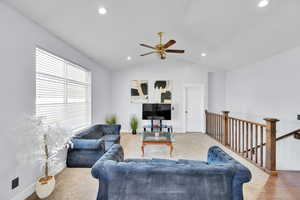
[4,0,300,70]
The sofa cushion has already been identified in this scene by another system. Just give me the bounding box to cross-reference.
[101,134,120,142]
[96,124,121,135]
[71,139,104,151]
[74,125,104,139]
[178,159,208,166]
[125,158,179,166]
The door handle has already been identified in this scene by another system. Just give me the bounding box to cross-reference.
[185,110,188,114]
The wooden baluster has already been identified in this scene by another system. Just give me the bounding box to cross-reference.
[215,114,217,139]
[242,121,245,156]
[235,120,238,152]
[210,114,212,136]
[220,115,222,142]
[207,113,209,135]
[215,114,218,140]
[264,118,279,172]
[250,124,253,161]
[238,120,241,153]
[255,125,258,163]
[219,115,222,142]
[219,115,221,142]
[222,111,230,146]
[205,110,208,134]
[232,119,234,149]
[246,123,249,158]
[217,115,219,141]
[218,115,220,141]
[209,113,211,135]
[212,114,214,137]
[260,126,264,167]
[228,118,231,146]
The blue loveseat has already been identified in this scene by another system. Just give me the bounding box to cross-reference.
[91,145,251,200]
[67,124,121,168]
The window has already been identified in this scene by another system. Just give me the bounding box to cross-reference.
[36,48,91,130]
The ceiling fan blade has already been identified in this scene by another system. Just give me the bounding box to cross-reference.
[165,49,185,53]
[140,51,156,56]
[163,40,176,49]
[140,43,156,50]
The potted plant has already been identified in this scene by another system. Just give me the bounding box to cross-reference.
[16,116,70,199]
[130,115,139,135]
[105,114,117,125]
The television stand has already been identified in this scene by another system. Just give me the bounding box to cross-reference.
[143,119,173,133]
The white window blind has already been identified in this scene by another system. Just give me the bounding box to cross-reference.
[36,48,91,130]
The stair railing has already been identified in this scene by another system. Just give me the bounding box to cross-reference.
[205,110,279,175]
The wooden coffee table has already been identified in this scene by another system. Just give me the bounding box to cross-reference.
[141,132,173,157]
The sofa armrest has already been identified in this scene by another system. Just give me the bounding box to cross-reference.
[91,144,124,178]
[207,146,251,182]
[70,139,105,152]
[207,146,252,200]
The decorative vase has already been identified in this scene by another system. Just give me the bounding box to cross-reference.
[132,130,137,135]
[36,176,55,199]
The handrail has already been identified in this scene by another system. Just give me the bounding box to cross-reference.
[205,110,279,175]
[243,128,300,153]
[229,117,267,128]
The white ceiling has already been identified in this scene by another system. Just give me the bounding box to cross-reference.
[4,0,300,71]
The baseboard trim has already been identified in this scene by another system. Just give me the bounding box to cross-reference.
[11,162,66,200]
[11,183,35,200]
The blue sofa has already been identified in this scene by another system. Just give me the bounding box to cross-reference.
[67,124,121,168]
[91,145,251,200]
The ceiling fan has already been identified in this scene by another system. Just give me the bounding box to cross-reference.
[140,32,185,60]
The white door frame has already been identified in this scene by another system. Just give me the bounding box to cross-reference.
[183,84,206,133]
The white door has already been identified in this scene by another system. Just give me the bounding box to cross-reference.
[184,86,205,132]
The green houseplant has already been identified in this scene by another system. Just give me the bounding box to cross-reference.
[130,115,139,135]
[105,114,117,125]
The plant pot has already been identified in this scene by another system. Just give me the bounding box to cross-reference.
[36,176,55,199]
[132,130,137,135]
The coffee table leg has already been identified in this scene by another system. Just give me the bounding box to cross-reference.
[141,144,145,157]
[170,144,173,157]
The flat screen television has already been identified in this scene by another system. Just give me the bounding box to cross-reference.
[142,103,171,120]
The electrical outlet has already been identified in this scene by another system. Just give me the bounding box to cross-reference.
[12,177,19,190]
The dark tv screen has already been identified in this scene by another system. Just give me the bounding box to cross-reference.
[142,104,171,120]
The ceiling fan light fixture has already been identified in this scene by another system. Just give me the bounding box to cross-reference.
[139,32,185,60]
[258,0,270,8]
[98,7,107,15]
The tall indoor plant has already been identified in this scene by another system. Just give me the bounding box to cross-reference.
[130,115,139,135]
[16,116,70,199]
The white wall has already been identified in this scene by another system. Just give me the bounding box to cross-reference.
[111,59,208,133]
[208,72,226,113]
[208,46,300,170]
[0,2,111,200]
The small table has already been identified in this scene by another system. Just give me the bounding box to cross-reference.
[141,132,173,157]
[143,124,173,133]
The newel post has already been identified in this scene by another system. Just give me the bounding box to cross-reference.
[205,110,208,134]
[222,111,230,146]
[264,118,279,172]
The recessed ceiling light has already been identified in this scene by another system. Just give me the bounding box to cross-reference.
[127,56,132,61]
[98,7,107,15]
[258,0,270,8]
[201,53,207,57]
